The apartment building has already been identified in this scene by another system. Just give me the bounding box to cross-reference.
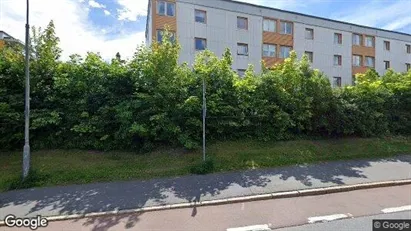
[0,31,22,49]
[145,0,411,86]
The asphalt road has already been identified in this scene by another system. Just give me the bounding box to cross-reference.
[273,211,411,231]
[2,155,411,219]
[1,184,410,231]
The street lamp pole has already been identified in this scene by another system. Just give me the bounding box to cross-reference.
[23,0,31,179]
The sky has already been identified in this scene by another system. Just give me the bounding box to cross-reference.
[1,0,410,61]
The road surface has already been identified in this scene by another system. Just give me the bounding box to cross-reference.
[2,155,411,219]
[1,184,410,231]
[274,211,411,231]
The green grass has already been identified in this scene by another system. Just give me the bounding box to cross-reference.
[1,136,411,192]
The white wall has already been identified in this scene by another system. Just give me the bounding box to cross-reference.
[375,37,411,75]
[161,0,411,83]
[293,22,352,86]
[178,0,411,43]
[177,1,262,72]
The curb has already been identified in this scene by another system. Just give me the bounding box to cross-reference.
[1,179,411,225]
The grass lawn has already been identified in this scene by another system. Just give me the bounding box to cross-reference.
[1,136,411,192]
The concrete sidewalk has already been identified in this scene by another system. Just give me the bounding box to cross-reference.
[1,155,410,220]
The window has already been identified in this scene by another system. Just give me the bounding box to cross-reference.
[406,63,410,71]
[263,18,276,32]
[156,30,176,43]
[280,21,292,35]
[237,69,246,77]
[305,28,314,40]
[334,55,342,66]
[263,44,276,57]
[384,41,390,51]
[352,34,362,46]
[157,1,165,15]
[195,38,206,50]
[157,30,163,42]
[333,77,342,88]
[353,55,362,66]
[280,46,292,58]
[365,36,374,47]
[407,44,411,53]
[195,9,206,23]
[384,61,390,70]
[237,17,248,30]
[365,56,375,67]
[237,43,249,56]
[334,33,342,44]
[305,51,313,63]
[157,1,175,16]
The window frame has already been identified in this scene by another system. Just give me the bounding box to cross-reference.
[384,41,390,51]
[279,46,292,58]
[237,69,246,77]
[384,60,390,70]
[407,44,411,54]
[156,29,176,43]
[334,33,342,45]
[365,35,374,47]
[333,76,342,88]
[157,1,176,17]
[305,51,313,63]
[365,56,375,67]
[305,28,314,40]
[280,21,293,35]
[352,55,362,67]
[352,33,362,46]
[194,37,207,51]
[237,16,248,30]
[263,44,276,57]
[333,55,342,66]
[157,30,163,43]
[157,1,166,16]
[263,18,276,32]
[237,43,249,56]
[194,9,207,23]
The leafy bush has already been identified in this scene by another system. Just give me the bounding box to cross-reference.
[1,21,410,152]
[189,158,215,175]
[6,169,51,191]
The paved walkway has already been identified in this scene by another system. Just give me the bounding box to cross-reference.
[1,155,410,220]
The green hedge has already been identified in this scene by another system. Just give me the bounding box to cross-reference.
[1,22,410,151]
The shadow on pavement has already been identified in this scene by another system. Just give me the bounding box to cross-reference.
[75,213,143,231]
[0,155,410,230]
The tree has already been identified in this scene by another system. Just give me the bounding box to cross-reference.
[114,52,125,64]
[1,21,410,151]
[0,41,26,149]
[29,20,63,148]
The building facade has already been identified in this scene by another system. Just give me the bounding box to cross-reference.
[0,31,23,49]
[0,31,7,48]
[145,0,411,86]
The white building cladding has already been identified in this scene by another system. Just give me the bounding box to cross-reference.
[177,2,263,73]
[146,0,411,86]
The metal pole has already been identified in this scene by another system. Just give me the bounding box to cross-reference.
[202,76,206,162]
[23,0,30,179]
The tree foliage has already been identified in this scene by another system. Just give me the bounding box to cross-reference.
[1,21,410,151]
